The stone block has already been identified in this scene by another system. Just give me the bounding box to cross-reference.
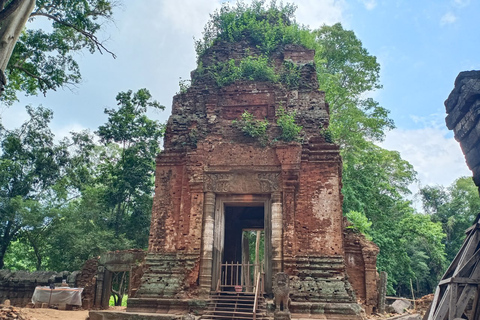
[274,310,292,320]
[58,303,73,310]
[41,302,48,308]
[466,144,480,169]
[390,314,422,320]
[390,299,411,314]
[83,298,93,310]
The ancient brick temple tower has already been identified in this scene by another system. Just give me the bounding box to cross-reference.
[127,42,366,319]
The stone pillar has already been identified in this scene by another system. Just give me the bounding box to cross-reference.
[271,192,283,274]
[282,187,297,263]
[378,271,388,314]
[94,266,105,308]
[199,192,215,293]
[101,270,112,309]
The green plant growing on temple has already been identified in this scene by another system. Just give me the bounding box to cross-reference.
[194,0,315,59]
[276,107,302,142]
[232,111,269,146]
[280,60,301,89]
[320,126,334,143]
[345,210,372,240]
[210,56,278,87]
[178,78,191,94]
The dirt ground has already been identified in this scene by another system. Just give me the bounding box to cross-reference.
[15,307,422,320]
[18,308,91,320]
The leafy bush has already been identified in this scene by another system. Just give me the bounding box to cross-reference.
[178,78,191,94]
[345,210,372,240]
[280,60,301,89]
[232,111,269,146]
[276,107,302,142]
[212,56,278,87]
[195,0,316,58]
[320,128,334,143]
[239,56,279,82]
[192,1,323,89]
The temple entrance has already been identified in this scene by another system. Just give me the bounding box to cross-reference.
[212,195,272,294]
[220,205,264,292]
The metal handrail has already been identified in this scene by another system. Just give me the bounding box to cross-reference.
[218,261,263,292]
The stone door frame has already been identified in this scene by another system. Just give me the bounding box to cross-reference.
[199,193,279,294]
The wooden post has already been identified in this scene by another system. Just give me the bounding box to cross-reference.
[472,284,480,320]
[449,283,457,319]
[410,278,416,310]
[255,230,261,285]
[242,232,249,289]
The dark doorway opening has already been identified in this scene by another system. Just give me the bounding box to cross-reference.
[224,206,264,264]
[220,205,264,292]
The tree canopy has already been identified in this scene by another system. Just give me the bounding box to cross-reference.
[1,88,164,271]
[0,0,116,105]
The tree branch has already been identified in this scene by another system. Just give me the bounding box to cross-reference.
[11,64,52,94]
[29,12,117,58]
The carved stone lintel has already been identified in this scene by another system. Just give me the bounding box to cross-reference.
[204,172,280,193]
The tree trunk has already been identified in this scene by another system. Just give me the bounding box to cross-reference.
[0,234,10,269]
[0,221,14,269]
[0,0,36,92]
[0,246,6,269]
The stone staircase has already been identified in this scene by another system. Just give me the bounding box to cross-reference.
[200,292,269,320]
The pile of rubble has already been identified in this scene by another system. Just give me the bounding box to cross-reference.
[366,294,434,319]
[415,293,434,315]
[0,306,29,320]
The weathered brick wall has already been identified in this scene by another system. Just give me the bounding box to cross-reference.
[76,258,98,309]
[344,222,380,314]
[445,70,480,192]
[132,40,371,318]
[295,150,343,256]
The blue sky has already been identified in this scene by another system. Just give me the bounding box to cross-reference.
[1,0,477,203]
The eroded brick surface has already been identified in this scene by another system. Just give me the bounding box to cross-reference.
[132,41,376,319]
[344,221,380,315]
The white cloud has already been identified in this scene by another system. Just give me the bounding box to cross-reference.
[0,105,29,130]
[160,0,221,37]
[379,127,471,198]
[454,0,470,8]
[360,0,377,10]
[440,12,457,25]
[295,0,346,27]
[53,123,89,142]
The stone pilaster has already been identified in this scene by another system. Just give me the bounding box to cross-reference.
[271,192,283,275]
[199,192,215,293]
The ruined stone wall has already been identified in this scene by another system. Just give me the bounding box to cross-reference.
[77,258,98,309]
[131,41,366,318]
[294,147,343,257]
[344,221,380,315]
[445,70,480,192]
[0,270,78,307]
